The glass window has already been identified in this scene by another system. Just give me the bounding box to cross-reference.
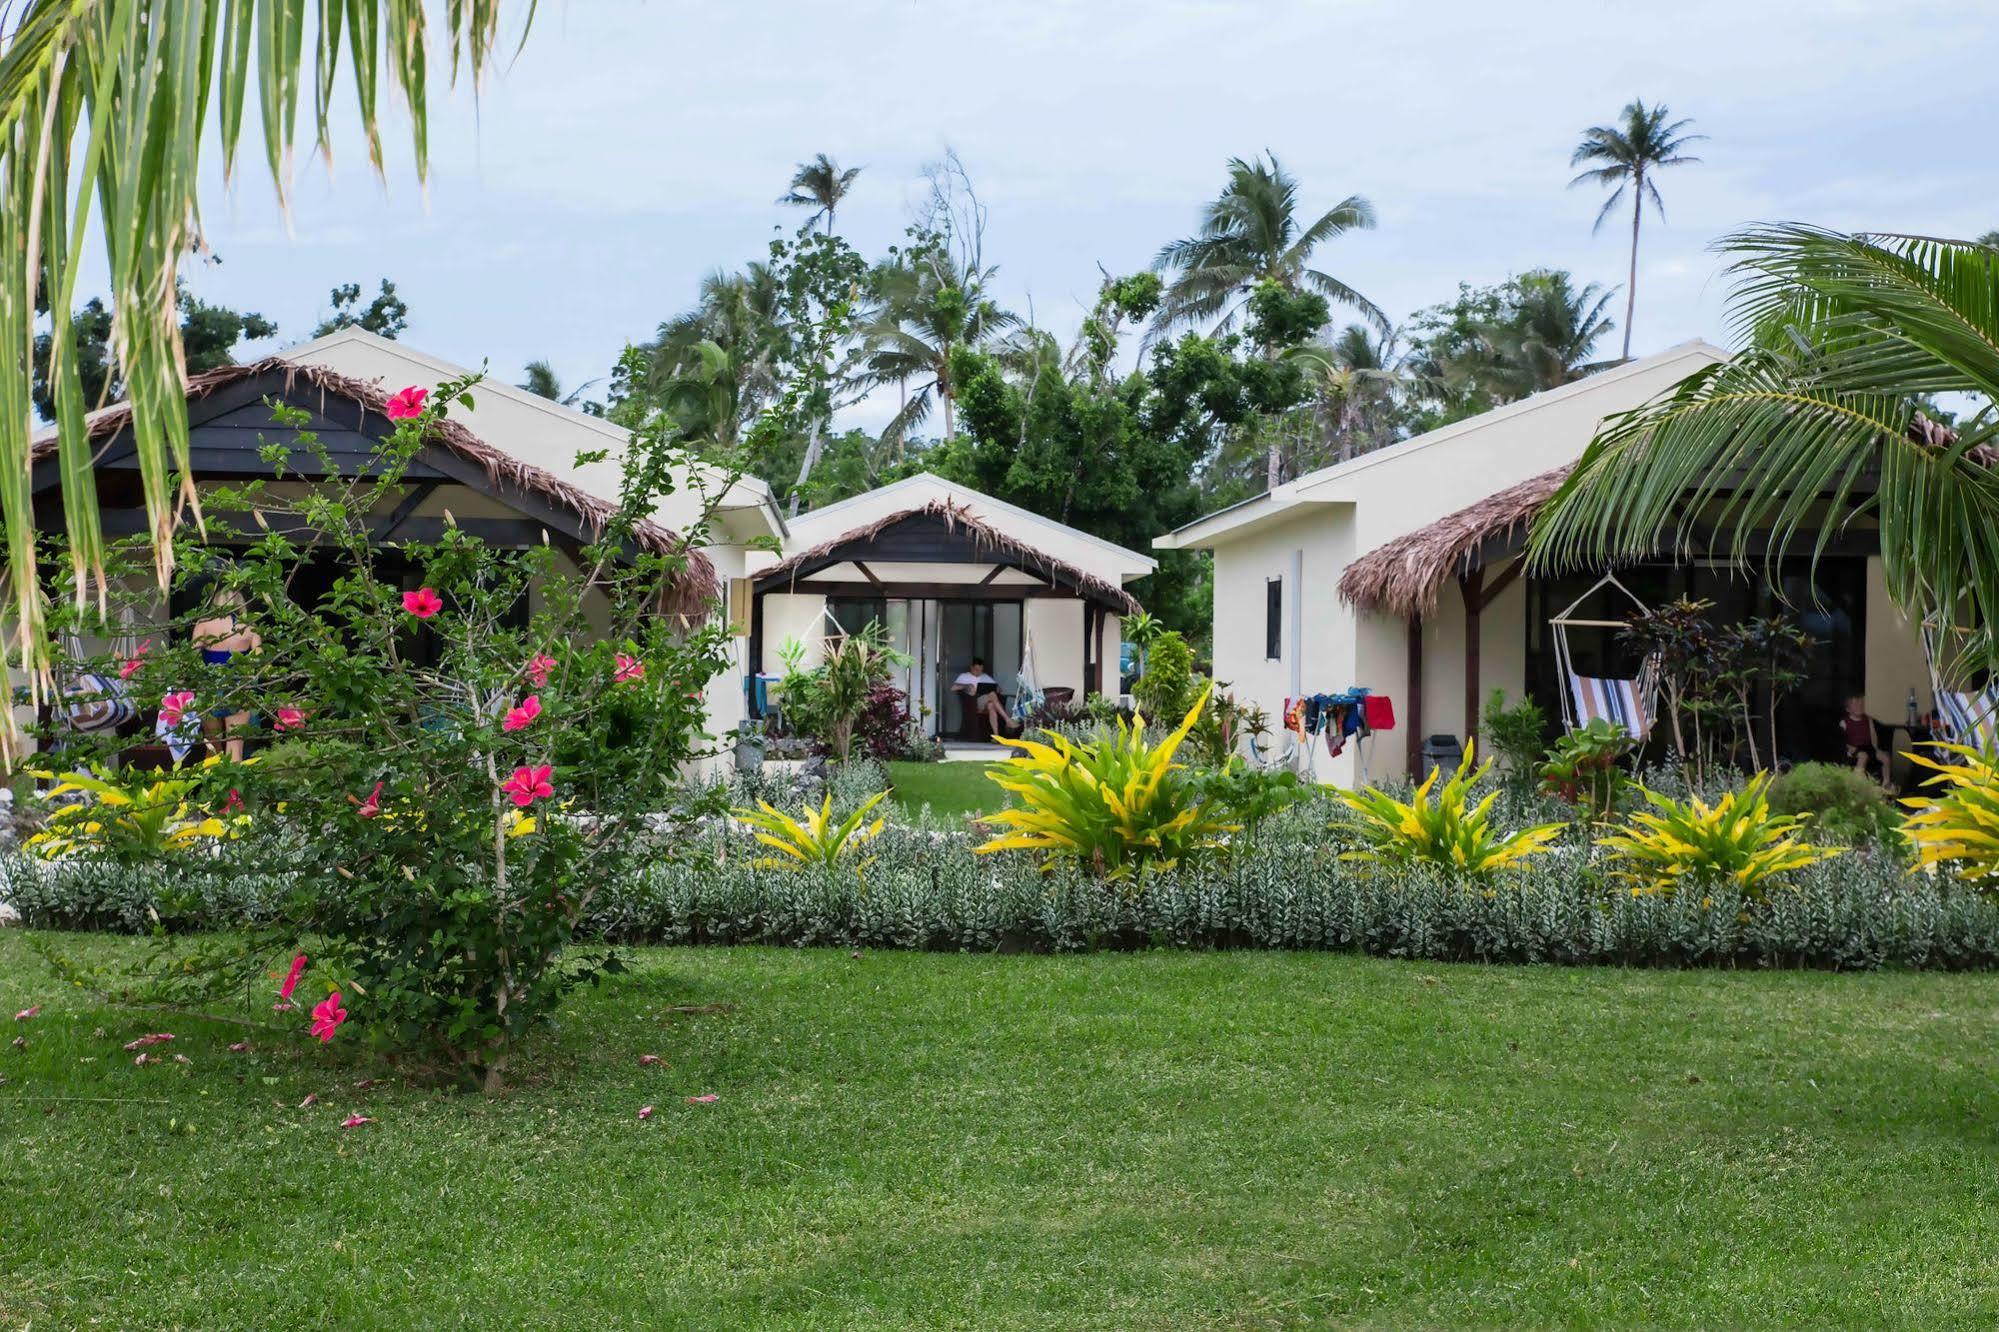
[1266,578,1283,660]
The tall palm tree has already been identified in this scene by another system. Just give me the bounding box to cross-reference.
[1569,100,1704,360]
[1152,153,1384,340]
[1532,225,1999,666]
[778,154,862,236]
[0,4,518,711]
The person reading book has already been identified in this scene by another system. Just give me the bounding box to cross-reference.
[952,659,1016,736]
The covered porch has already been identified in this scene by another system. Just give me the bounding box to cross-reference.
[748,500,1134,738]
[1336,463,1929,778]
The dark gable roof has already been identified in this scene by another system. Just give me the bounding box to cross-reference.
[755,499,1141,614]
[38,357,719,614]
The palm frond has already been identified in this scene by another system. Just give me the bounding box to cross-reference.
[0,1,518,739]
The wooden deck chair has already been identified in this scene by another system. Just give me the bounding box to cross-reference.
[1549,573,1661,738]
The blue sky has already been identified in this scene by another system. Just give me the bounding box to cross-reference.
[182,0,1997,430]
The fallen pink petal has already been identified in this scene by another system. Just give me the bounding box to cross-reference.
[228,1042,250,1054]
[13,1006,38,1022]
[132,1052,154,1066]
[340,1114,374,1129]
[299,1094,318,1108]
[123,1033,174,1050]
[686,1093,719,1104]
[638,1053,663,1066]
[638,1105,655,1120]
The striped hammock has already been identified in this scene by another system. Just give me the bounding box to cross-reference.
[1567,674,1651,740]
[1937,689,1999,752]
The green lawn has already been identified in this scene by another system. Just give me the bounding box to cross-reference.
[885,760,1006,822]
[5,932,1999,1328]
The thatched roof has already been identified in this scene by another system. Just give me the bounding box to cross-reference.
[756,499,1141,614]
[1338,464,1571,620]
[38,357,719,614]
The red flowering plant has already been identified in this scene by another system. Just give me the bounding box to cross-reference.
[28,368,734,1091]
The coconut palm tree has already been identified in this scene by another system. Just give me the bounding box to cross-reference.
[1152,153,1384,340]
[779,154,862,236]
[637,265,783,448]
[0,4,518,709]
[1481,270,1617,397]
[1531,225,1999,667]
[517,360,600,411]
[1570,100,1705,360]
[857,248,1017,450]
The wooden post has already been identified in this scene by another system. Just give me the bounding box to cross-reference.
[1461,568,1483,751]
[1405,617,1424,778]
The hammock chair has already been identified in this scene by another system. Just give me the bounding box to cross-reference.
[1921,612,1999,751]
[1549,573,1662,740]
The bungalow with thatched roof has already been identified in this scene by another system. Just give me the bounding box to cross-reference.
[749,473,1152,740]
[31,328,787,758]
[1155,340,1933,783]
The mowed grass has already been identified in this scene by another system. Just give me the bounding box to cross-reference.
[885,759,1006,822]
[4,932,1999,1329]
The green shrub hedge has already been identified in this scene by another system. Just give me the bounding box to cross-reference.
[8,819,1995,971]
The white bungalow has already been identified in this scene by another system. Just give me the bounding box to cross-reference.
[748,474,1151,739]
[1155,341,1935,785]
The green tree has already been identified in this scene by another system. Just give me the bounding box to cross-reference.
[621,264,784,448]
[1402,269,1616,429]
[779,153,862,236]
[1569,99,1704,359]
[312,279,410,340]
[1532,225,1999,674]
[858,230,1018,451]
[32,284,277,421]
[1154,153,1383,488]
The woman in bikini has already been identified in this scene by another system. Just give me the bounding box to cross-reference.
[192,589,262,761]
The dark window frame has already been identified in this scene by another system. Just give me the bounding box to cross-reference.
[1265,577,1283,661]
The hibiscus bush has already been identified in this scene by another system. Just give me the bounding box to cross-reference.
[29,373,731,1090]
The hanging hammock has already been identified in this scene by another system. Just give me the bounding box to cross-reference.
[1549,573,1662,740]
[1013,631,1043,723]
[1921,612,1999,751]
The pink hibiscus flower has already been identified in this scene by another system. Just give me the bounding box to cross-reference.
[278,954,309,1002]
[614,654,646,683]
[502,764,554,808]
[274,706,306,732]
[310,991,347,1043]
[383,386,429,421]
[340,1114,375,1129]
[401,587,443,619]
[525,652,557,687]
[118,639,152,680]
[352,782,384,819]
[501,695,542,733]
[13,1006,38,1022]
[159,691,195,728]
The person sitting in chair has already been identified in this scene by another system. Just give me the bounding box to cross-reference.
[1840,694,1891,791]
[952,659,1017,737]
